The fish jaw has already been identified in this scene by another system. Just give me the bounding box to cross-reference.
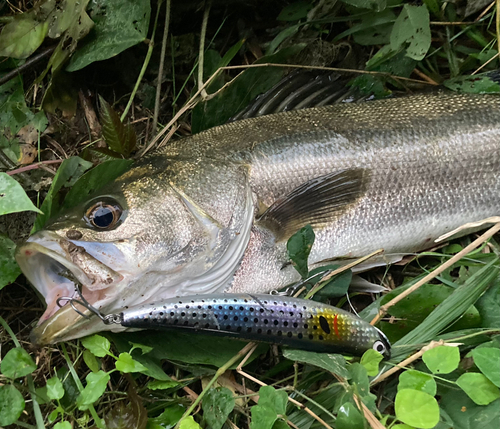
[15,230,133,344]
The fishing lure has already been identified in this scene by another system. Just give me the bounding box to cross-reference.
[61,292,391,357]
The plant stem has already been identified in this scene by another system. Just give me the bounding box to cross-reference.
[61,343,104,428]
[121,2,162,121]
[152,0,171,135]
[175,342,255,428]
[197,0,212,99]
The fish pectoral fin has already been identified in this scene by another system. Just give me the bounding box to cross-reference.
[258,168,369,239]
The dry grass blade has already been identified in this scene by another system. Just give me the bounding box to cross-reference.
[371,222,500,325]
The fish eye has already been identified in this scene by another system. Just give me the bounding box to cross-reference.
[373,340,386,355]
[84,200,123,230]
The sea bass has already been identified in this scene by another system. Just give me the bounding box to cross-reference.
[16,91,500,345]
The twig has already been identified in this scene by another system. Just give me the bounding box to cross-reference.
[198,0,212,99]
[352,395,386,429]
[152,0,171,135]
[175,342,255,428]
[471,52,499,75]
[412,68,439,85]
[370,222,500,325]
[476,1,496,21]
[6,159,64,176]
[237,364,335,429]
[0,45,57,86]
[304,249,384,299]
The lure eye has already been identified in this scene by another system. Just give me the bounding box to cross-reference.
[84,200,123,230]
[373,340,386,355]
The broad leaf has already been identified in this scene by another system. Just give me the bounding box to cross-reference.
[0,347,37,379]
[422,346,460,374]
[283,349,350,379]
[0,18,48,59]
[472,348,500,387]
[202,387,235,429]
[395,389,439,428]
[390,4,431,61]
[0,173,42,216]
[398,370,436,396]
[81,334,111,358]
[0,385,25,426]
[287,224,315,279]
[99,96,137,157]
[0,235,22,291]
[67,0,151,71]
[457,373,500,405]
[115,352,148,373]
[360,349,384,376]
[46,377,65,400]
[77,370,110,410]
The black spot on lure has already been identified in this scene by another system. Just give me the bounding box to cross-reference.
[109,293,391,357]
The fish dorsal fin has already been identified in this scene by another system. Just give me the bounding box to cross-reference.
[258,168,369,239]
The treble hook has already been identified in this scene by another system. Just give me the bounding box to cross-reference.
[56,290,122,325]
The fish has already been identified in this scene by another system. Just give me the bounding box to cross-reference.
[70,292,391,357]
[16,90,500,345]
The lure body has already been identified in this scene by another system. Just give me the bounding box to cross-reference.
[120,293,391,357]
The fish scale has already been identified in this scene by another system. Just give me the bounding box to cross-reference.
[119,293,390,357]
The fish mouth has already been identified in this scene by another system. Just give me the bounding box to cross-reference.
[15,231,125,345]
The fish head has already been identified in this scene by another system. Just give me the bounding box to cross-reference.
[16,161,238,345]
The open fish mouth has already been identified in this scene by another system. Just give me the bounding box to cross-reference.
[15,231,125,345]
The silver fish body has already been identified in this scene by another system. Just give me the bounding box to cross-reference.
[16,91,500,344]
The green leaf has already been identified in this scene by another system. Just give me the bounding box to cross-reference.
[115,352,148,373]
[147,380,180,390]
[398,370,436,396]
[390,4,431,61]
[0,235,21,290]
[61,159,133,210]
[287,224,315,279]
[456,373,500,405]
[422,345,460,374]
[336,402,365,429]
[129,342,153,355]
[440,385,500,429]
[251,405,278,429]
[0,74,47,163]
[0,384,25,426]
[81,334,111,358]
[348,363,376,411]
[283,349,350,379]
[476,279,500,328]
[77,370,110,410]
[83,349,100,372]
[179,416,202,429]
[54,422,72,429]
[395,389,439,428]
[202,387,235,429]
[259,386,288,416]
[472,348,500,387]
[67,0,151,71]
[0,18,48,59]
[444,74,500,95]
[339,0,386,11]
[46,376,65,400]
[360,349,384,376]
[32,156,93,232]
[277,1,313,21]
[0,173,42,215]
[0,347,36,379]
[99,96,137,157]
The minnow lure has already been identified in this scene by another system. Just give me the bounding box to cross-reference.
[67,293,391,357]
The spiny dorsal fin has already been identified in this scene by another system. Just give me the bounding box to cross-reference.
[258,168,369,239]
